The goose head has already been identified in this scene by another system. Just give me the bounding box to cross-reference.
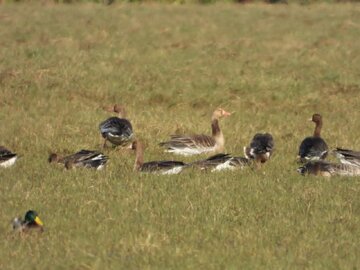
[212,108,231,120]
[113,104,127,118]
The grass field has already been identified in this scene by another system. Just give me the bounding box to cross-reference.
[1,2,360,269]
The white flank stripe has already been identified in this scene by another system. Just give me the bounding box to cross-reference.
[160,167,183,175]
[165,147,215,156]
[0,156,17,168]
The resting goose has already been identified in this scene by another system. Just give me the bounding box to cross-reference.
[333,148,360,167]
[48,150,108,170]
[133,140,187,175]
[297,161,360,177]
[159,108,231,156]
[0,146,18,168]
[244,133,274,164]
[99,104,134,148]
[192,153,249,172]
[12,210,44,233]
[298,114,328,163]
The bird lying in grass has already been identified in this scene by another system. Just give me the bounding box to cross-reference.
[191,153,250,172]
[297,161,360,177]
[12,210,44,233]
[132,140,187,175]
[48,150,108,170]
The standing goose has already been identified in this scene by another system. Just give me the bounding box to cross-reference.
[333,148,360,167]
[297,161,360,177]
[12,210,44,233]
[244,133,275,164]
[48,150,108,170]
[0,146,18,168]
[192,153,249,172]
[298,113,328,163]
[159,108,231,156]
[133,140,187,175]
[99,104,134,148]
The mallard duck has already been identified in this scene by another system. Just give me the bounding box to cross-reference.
[159,108,231,156]
[298,114,328,163]
[244,133,274,164]
[297,161,360,177]
[99,104,134,148]
[48,150,108,170]
[133,140,187,175]
[12,210,44,233]
[192,153,249,172]
[0,146,18,168]
[333,148,360,167]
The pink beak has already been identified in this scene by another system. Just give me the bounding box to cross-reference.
[223,110,231,117]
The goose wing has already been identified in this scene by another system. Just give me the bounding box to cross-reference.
[99,117,133,145]
[298,136,328,162]
[333,148,360,167]
[159,134,216,156]
[0,146,17,161]
[141,160,186,174]
[70,150,109,169]
[192,153,232,170]
[250,133,275,155]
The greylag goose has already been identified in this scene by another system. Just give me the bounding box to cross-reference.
[298,114,328,163]
[99,104,134,148]
[297,161,360,177]
[0,146,18,168]
[192,153,249,172]
[48,150,108,170]
[333,148,360,167]
[159,108,231,156]
[133,140,187,175]
[244,133,274,164]
[12,210,44,233]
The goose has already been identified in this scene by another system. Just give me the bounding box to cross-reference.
[0,146,18,168]
[48,150,108,170]
[192,153,249,172]
[298,114,328,163]
[132,140,187,175]
[99,104,134,148]
[159,108,231,156]
[333,148,360,167]
[12,210,44,233]
[297,161,360,177]
[244,133,274,164]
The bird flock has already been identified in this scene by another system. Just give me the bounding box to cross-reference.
[2,105,360,232]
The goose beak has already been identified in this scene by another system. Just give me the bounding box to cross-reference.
[34,216,44,226]
[308,118,313,121]
[223,110,231,117]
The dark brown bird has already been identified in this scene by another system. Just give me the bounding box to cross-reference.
[298,114,328,163]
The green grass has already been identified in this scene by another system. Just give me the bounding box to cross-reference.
[1,2,360,269]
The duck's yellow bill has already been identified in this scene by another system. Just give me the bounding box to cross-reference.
[35,216,44,226]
